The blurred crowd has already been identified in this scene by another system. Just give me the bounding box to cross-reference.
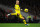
[0,8,39,23]
[0,0,40,17]
[0,0,40,23]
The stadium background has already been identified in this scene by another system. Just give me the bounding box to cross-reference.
[0,0,40,23]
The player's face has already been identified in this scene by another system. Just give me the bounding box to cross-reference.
[16,1,19,5]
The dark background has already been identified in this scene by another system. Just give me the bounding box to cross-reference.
[0,0,40,23]
[0,0,40,16]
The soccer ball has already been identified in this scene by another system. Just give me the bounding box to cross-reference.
[24,9,28,12]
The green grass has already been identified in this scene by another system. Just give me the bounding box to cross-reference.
[0,23,40,27]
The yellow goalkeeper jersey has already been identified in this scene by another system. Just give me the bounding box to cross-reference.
[15,4,20,14]
[14,4,23,19]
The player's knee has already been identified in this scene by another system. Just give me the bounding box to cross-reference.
[22,17,25,20]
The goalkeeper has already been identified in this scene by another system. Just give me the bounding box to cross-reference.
[7,0,28,25]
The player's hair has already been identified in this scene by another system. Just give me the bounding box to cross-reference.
[16,0,19,5]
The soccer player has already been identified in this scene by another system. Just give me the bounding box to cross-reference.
[7,0,28,25]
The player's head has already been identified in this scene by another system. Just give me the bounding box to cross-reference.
[16,0,19,5]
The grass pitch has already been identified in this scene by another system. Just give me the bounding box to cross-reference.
[0,23,40,27]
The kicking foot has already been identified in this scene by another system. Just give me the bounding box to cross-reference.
[25,24,29,26]
[7,14,10,16]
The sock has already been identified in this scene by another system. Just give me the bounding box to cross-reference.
[23,20,27,24]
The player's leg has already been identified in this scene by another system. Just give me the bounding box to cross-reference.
[22,17,28,26]
[18,14,28,25]
[7,13,17,16]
